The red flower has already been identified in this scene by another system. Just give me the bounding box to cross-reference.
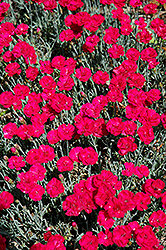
[29,164,46,181]
[39,145,55,163]
[29,184,45,201]
[0,191,14,210]
[108,44,124,59]
[69,147,83,163]
[161,113,166,129]
[92,71,109,85]
[57,156,74,172]
[0,235,6,250]
[79,147,98,165]
[113,225,132,247]
[117,136,137,155]
[103,26,120,44]
[106,117,124,136]
[97,210,115,229]
[26,66,39,81]
[59,29,75,42]
[98,230,113,247]
[57,124,75,140]
[79,231,98,250]
[46,178,64,198]
[75,66,92,82]
[134,225,159,248]
[8,156,25,171]
[137,125,154,145]
[46,234,66,249]
[126,48,140,61]
[142,179,165,198]
[149,210,166,228]
[133,192,151,211]
[15,23,29,35]
[3,122,18,139]
[0,91,14,108]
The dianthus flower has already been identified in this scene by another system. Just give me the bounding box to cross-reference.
[8,156,25,171]
[92,71,109,85]
[46,178,64,198]
[29,164,46,181]
[26,66,39,81]
[113,225,132,247]
[108,44,124,59]
[133,192,151,211]
[149,210,166,228]
[142,179,165,198]
[75,66,92,82]
[106,117,124,136]
[117,136,137,155]
[3,122,18,139]
[79,147,98,165]
[134,225,159,248]
[29,184,45,201]
[137,125,154,145]
[57,156,74,172]
[0,191,14,210]
[5,62,21,76]
[79,231,98,250]
[15,23,29,35]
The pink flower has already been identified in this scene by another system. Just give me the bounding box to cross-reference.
[57,156,74,172]
[26,66,39,81]
[29,184,45,201]
[134,192,151,211]
[69,147,83,163]
[103,26,120,44]
[134,165,149,179]
[134,225,159,248]
[75,66,92,82]
[8,156,25,171]
[39,145,55,163]
[142,179,165,198]
[39,60,54,74]
[59,29,75,42]
[98,230,113,247]
[5,62,21,76]
[143,3,158,14]
[92,71,109,85]
[29,164,46,181]
[57,124,75,140]
[122,162,135,177]
[117,136,137,155]
[0,191,14,210]
[46,178,64,198]
[79,231,98,250]
[97,210,115,229]
[17,171,38,194]
[106,117,124,136]
[79,147,98,165]
[149,210,166,228]
[137,125,154,145]
[3,122,18,139]
[108,44,124,59]
[113,225,132,247]
[15,23,29,35]
[121,120,137,136]
[126,48,140,61]
[47,129,60,144]
[0,91,14,108]
[46,234,66,249]
[161,113,166,129]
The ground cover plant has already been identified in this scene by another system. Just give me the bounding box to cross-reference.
[0,0,166,249]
